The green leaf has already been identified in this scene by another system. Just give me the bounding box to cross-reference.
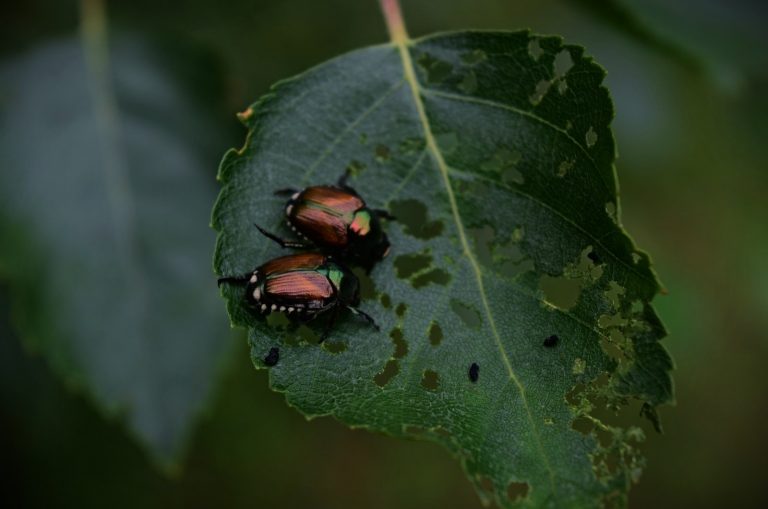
[568,0,768,89]
[0,37,230,461]
[213,30,673,507]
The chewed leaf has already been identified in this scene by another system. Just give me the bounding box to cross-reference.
[213,30,673,507]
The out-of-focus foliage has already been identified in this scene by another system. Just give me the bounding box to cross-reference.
[1,0,767,508]
[567,0,768,89]
[0,32,233,460]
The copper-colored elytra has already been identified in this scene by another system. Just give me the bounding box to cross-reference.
[265,271,334,301]
[300,186,364,214]
[259,252,326,275]
[292,206,349,246]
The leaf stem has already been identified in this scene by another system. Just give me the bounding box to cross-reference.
[378,0,409,43]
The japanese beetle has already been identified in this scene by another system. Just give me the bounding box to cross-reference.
[218,248,378,341]
[257,172,393,270]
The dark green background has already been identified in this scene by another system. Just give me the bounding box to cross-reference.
[2,0,767,507]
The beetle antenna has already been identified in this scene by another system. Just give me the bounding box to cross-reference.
[274,187,299,196]
[254,223,311,249]
[217,275,250,287]
[347,306,379,331]
[373,209,396,221]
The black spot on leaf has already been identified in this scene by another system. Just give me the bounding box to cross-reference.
[263,347,279,367]
[469,362,479,382]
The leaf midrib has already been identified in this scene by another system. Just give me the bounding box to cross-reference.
[392,40,557,489]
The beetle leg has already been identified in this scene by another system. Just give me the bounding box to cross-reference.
[337,168,352,188]
[373,209,396,221]
[254,223,311,249]
[347,306,380,331]
[320,305,342,343]
[274,187,299,196]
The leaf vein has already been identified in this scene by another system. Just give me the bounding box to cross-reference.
[394,42,557,489]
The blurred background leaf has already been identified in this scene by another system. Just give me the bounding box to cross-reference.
[566,0,768,89]
[0,6,234,460]
[1,0,767,507]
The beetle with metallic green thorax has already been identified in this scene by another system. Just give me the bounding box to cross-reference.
[217,250,378,341]
[256,171,394,271]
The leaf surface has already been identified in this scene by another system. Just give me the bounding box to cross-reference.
[213,30,673,507]
[0,37,230,461]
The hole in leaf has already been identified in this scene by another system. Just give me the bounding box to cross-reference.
[390,328,408,359]
[604,281,626,309]
[380,292,392,308]
[322,341,347,354]
[390,199,443,240]
[417,53,453,83]
[296,324,321,345]
[596,427,614,448]
[395,302,407,318]
[586,126,598,147]
[461,49,487,65]
[421,369,439,390]
[572,357,587,375]
[394,252,432,279]
[266,312,291,329]
[374,359,399,387]
[539,274,582,310]
[469,225,495,267]
[450,299,481,329]
[565,383,585,406]
[572,417,593,435]
[557,158,574,177]
[529,79,551,105]
[412,268,450,288]
[553,49,574,76]
[481,147,521,175]
[528,39,543,60]
[598,313,627,329]
[507,481,530,502]
[428,321,443,346]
